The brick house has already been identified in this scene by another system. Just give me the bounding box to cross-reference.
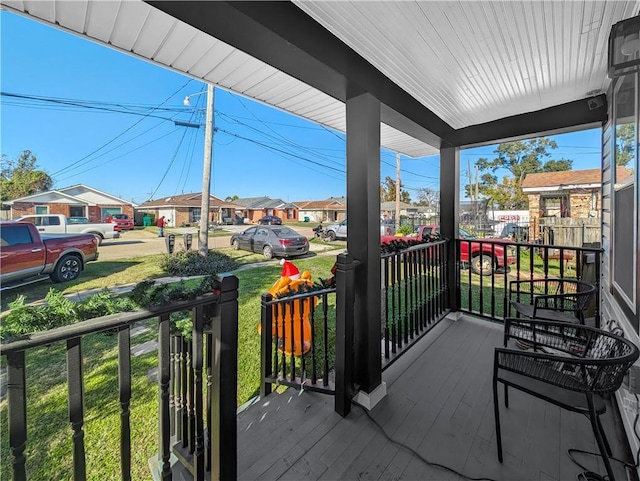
[522,167,633,220]
[136,193,240,227]
[6,184,136,223]
[294,197,346,223]
[232,196,298,223]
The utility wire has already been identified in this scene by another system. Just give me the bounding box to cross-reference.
[46,79,194,177]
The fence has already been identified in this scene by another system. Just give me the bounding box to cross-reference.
[538,217,601,247]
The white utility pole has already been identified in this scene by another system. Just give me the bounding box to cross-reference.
[199,83,215,256]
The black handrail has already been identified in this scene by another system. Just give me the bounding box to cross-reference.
[456,239,602,325]
[1,273,239,481]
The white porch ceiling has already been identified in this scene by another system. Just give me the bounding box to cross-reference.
[2,1,639,158]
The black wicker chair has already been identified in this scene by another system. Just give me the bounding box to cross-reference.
[509,278,596,324]
[493,319,638,481]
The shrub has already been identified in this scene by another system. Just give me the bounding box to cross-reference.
[160,250,239,277]
[397,224,414,235]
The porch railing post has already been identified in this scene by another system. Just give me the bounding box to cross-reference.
[7,351,27,481]
[210,274,239,481]
[260,293,273,397]
[335,252,357,416]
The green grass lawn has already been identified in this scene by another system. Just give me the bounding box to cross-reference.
[0,254,337,481]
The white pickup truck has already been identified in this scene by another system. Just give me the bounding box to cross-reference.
[14,214,120,245]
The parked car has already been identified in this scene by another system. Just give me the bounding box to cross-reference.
[108,213,135,231]
[323,218,394,241]
[0,221,99,287]
[230,225,309,259]
[258,215,282,225]
[14,214,119,245]
[381,225,516,275]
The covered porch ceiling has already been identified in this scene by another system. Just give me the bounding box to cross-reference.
[2,1,638,158]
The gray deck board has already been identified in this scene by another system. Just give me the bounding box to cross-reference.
[236,316,637,481]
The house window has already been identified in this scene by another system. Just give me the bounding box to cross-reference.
[35,205,48,214]
[541,195,569,217]
[612,72,638,324]
[190,208,201,223]
[69,206,85,217]
[287,208,294,219]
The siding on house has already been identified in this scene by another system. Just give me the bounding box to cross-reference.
[7,185,136,223]
[600,78,640,465]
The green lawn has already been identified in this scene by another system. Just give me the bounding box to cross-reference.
[0,254,337,481]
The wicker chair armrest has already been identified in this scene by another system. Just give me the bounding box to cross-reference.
[495,347,591,391]
[533,293,579,313]
[504,318,588,352]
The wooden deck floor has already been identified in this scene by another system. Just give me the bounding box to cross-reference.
[236,316,637,481]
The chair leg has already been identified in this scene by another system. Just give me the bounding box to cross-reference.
[504,383,509,408]
[587,395,616,481]
[596,415,613,456]
[493,377,503,463]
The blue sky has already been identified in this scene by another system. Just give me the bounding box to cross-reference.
[1,11,602,206]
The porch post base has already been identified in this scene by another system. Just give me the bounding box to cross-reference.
[446,311,462,321]
[353,381,387,410]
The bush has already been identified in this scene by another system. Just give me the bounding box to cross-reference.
[397,224,414,235]
[0,288,137,342]
[160,250,239,277]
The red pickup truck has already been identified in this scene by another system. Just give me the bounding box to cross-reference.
[381,225,516,275]
[0,221,99,287]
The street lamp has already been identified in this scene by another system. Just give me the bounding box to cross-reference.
[183,85,215,256]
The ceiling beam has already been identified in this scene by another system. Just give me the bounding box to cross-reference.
[145,0,455,148]
[451,95,608,147]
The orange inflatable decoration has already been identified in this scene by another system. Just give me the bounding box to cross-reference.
[259,260,315,356]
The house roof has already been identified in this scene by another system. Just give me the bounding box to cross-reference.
[6,1,634,157]
[522,167,633,190]
[7,184,136,206]
[294,199,346,210]
[380,201,415,211]
[137,192,239,209]
[233,196,296,210]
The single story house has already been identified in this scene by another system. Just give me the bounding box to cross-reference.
[136,193,240,227]
[523,167,633,220]
[232,196,298,223]
[6,184,136,223]
[294,197,346,223]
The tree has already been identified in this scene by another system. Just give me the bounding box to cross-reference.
[225,194,239,202]
[615,123,634,166]
[415,187,439,208]
[470,138,573,209]
[1,150,53,202]
[380,176,410,203]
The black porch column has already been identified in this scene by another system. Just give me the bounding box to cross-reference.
[440,144,460,312]
[346,91,383,395]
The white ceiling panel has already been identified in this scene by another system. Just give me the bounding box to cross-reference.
[3,0,639,159]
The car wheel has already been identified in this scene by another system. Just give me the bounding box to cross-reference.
[232,239,240,250]
[50,254,82,283]
[263,245,274,259]
[326,231,336,242]
[471,254,495,276]
[91,233,104,245]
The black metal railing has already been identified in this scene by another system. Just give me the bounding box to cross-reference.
[1,274,238,481]
[381,239,450,369]
[260,287,337,396]
[457,239,602,326]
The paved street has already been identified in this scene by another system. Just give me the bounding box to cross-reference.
[97,225,319,261]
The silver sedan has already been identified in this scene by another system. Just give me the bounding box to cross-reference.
[230,225,309,259]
